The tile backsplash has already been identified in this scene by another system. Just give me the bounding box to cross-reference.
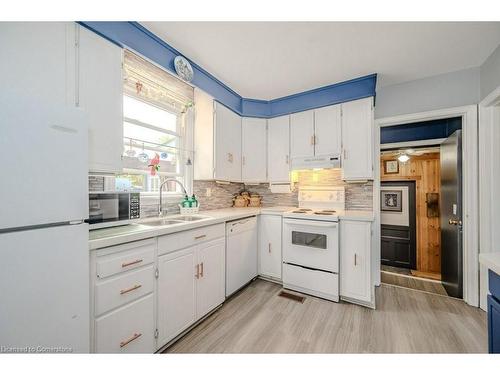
[89,169,372,219]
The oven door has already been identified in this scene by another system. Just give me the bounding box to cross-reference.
[283,218,339,273]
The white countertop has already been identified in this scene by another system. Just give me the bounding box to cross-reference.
[89,207,374,250]
[479,252,500,276]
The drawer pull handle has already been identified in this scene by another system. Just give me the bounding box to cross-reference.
[354,253,357,266]
[120,284,142,295]
[200,262,204,277]
[268,243,272,253]
[122,259,143,268]
[120,333,142,348]
[195,264,200,279]
[194,234,207,240]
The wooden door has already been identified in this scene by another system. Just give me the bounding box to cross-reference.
[268,115,290,182]
[242,117,267,183]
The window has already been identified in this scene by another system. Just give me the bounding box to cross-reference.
[117,50,194,195]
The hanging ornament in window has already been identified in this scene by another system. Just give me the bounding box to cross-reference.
[137,143,149,164]
[148,153,160,176]
[160,152,168,159]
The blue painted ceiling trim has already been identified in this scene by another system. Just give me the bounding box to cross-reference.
[381,117,462,144]
[80,21,376,119]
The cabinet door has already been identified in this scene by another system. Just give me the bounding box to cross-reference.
[290,110,315,159]
[215,103,242,181]
[79,26,124,174]
[340,220,372,303]
[242,117,267,182]
[196,238,225,319]
[258,215,282,280]
[268,115,290,183]
[157,247,196,346]
[341,97,373,180]
[314,104,341,157]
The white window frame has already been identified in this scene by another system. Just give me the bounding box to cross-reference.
[121,94,193,199]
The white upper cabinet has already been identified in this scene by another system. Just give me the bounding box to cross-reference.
[242,117,267,183]
[79,25,124,174]
[194,88,216,180]
[314,104,342,157]
[267,115,291,183]
[214,102,242,182]
[290,110,315,159]
[341,97,373,181]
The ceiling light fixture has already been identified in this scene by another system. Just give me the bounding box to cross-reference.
[397,153,410,163]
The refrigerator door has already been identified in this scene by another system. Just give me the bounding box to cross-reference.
[0,224,89,352]
[0,98,88,230]
[440,130,463,298]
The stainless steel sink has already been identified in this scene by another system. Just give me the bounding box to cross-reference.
[175,215,211,222]
[142,219,184,227]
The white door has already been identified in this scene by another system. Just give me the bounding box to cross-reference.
[214,103,242,181]
[226,218,258,296]
[196,238,225,319]
[79,25,124,174]
[290,110,315,159]
[341,97,373,180]
[157,247,196,346]
[340,220,372,303]
[0,23,89,229]
[258,215,282,280]
[268,115,290,182]
[314,104,342,156]
[242,117,267,183]
[0,224,89,352]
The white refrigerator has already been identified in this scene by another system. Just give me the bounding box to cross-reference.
[0,95,90,352]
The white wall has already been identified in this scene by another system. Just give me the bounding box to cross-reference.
[480,44,500,100]
[375,67,480,119]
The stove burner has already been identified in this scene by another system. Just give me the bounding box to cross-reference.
[317,210,337,213]
[314,211,334,215]
[292,208,312,213]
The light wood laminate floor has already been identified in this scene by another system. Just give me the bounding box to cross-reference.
[381,271,449,296]
[165,279,486,354]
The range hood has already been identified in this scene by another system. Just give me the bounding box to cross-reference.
[290,154,341,170]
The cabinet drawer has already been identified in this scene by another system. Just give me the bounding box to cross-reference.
[158,223,225,256]
[283,263,339,301]
[96,239,155,278]
[95,265,155,316]
[489,270,500,301]
[95,294,155,353]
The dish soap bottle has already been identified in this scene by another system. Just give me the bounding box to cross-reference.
[190,194,198,208]
[182,195,190,208]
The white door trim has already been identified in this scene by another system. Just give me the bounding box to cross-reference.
[478,86,500,310]
[374,105,479,307]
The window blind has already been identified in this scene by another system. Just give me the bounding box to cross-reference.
[123,50,194,113]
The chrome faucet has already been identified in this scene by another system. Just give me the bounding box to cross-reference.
[158,178,188,217]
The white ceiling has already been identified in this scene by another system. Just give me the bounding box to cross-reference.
[141,22,500,100]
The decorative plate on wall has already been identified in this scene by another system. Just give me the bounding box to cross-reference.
[174,56,194,82]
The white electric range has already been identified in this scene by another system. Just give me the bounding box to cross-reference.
[282,186,345,302]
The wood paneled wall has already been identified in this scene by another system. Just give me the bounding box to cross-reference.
[380,153,441,274]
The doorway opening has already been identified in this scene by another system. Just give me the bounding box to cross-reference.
[378,117,463,298]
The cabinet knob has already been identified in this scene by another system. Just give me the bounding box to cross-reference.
[268,243,272,253]
[354,253,357,266]
[195,264,200,279]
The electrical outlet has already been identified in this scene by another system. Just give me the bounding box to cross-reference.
[206,188,212,197]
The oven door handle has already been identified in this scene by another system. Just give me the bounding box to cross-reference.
[283,219,338,228]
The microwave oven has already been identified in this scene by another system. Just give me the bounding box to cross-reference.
[87,192,140,229]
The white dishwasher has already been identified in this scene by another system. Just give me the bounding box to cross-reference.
[225,216,258,297]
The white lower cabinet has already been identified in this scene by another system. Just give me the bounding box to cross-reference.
[258,214,282,280]
[157,247,197,347]
[340,219,374,308]
[95,294,155,353]
[157,232,225,349]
